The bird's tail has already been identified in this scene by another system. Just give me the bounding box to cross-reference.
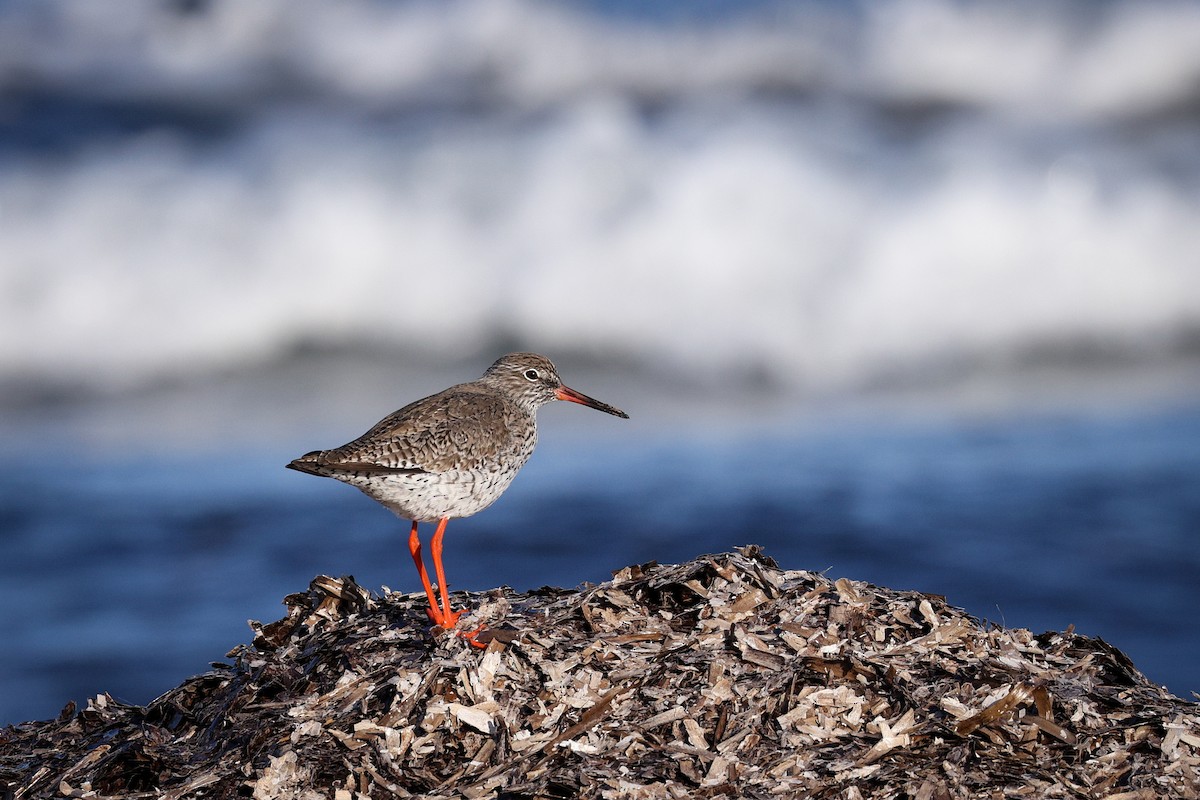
[286,450,333,477]
[287,450,426,477]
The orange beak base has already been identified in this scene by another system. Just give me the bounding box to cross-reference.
[555,385,629,419]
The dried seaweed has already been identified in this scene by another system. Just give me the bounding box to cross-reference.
[3,547,1198,799]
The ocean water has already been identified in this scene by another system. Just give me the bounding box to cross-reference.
[2,380,1199,726]
[2,0,1200,724]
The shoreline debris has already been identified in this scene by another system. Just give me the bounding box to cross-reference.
[3,546,1198,798]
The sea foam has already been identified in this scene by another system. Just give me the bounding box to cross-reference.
[1,0,1198,395]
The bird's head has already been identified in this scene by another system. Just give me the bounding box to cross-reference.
[482,352,629,418]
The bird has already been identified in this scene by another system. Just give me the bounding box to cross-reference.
[286,352,629,642]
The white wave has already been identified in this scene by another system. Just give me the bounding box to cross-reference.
[2,0,1199,119]
[861,1,1200,120]
[1,0,1199,397]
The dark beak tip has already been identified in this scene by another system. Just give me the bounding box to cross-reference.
[556,385,629,419]
[596,403,629,419]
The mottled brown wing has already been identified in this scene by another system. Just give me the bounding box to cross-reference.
[324,386,522,474]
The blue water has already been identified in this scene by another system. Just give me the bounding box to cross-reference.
[3,0,1200,726]
[2,396,1197,724]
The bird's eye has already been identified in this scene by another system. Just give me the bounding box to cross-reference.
[523,369,540,381]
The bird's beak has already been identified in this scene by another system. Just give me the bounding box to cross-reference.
[555,385,630,419]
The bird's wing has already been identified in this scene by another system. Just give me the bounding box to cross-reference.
[324,388,521,474]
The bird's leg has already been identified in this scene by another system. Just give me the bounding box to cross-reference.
[429,517,464,628]
[407,521,444,625]
[414,518,485,646]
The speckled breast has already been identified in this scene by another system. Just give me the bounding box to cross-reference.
[342,456,532,523]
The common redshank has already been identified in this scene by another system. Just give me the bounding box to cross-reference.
[286,353,628,640]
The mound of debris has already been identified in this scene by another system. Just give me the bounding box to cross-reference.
[3,547,1199,799]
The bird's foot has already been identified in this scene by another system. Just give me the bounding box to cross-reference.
[426,605,487,647]
[456,623,489,650]
[422,599,487,652]
[426,604,463,628]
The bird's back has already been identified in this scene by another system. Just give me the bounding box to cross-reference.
[287,381,539,521]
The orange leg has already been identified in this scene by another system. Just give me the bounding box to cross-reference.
[413,518,486,647]
[407,521,442,624]
[429,517,463,628]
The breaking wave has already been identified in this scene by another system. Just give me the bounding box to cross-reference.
[2,0,1199,397]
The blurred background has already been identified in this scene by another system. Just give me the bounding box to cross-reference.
[2,0,1199,724]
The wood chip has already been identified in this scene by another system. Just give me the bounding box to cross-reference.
[2,547,1197,798]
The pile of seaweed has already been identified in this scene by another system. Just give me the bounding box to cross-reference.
[3,547,1199,799]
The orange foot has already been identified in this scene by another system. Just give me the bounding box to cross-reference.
[426,604,463,628]
[426,606,488,648]
[457,623,488,649]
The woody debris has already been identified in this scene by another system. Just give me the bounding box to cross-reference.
[3,547,1198,798]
